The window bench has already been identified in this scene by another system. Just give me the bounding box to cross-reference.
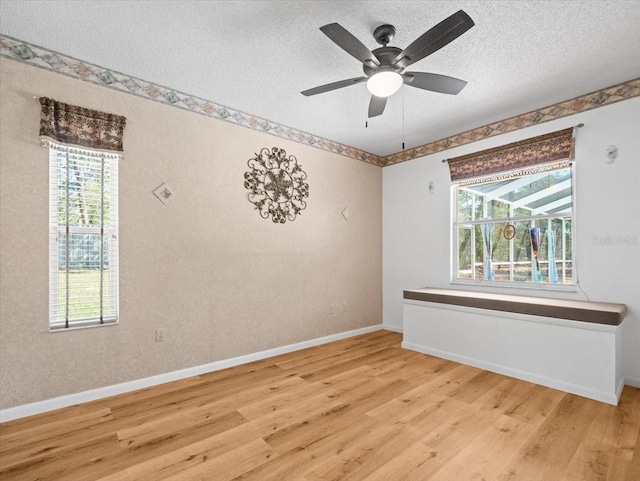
[401,288,627,405]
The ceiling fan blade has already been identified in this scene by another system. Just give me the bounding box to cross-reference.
[368,95,387,118]
[320,23,380,66]
[403,72,467,95]
[393,10,474,69]
[301,76,367,96]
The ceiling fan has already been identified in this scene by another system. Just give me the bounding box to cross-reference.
[301,10,474,118]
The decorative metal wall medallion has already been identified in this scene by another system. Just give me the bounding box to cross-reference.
[244,147,309,223]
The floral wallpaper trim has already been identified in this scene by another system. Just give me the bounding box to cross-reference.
[2,35,639,168]
[382,78,640,166]
[0,34,382,166]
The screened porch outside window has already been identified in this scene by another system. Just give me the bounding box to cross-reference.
[454,163,574,285]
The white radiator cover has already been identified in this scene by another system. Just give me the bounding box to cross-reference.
[402,300,624,405]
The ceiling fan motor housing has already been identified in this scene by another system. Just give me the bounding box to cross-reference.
[363,46,404,76]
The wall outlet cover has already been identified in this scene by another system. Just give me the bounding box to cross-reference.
[155,329,165,342]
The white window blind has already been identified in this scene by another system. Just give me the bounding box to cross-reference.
[49,144,119,330]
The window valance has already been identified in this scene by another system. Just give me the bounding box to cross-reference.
[447,128,575,183]
[39,97,126,154]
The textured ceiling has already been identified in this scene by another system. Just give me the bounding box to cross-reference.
[1,0,639,157]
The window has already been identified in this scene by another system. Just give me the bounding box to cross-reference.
[447,127,577,288]
[453,163,574,286]
[39,96,125,330]
[49,145,119,329]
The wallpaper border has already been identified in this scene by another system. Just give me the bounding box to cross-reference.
[383,77,640,166]
[1,34,639,168]
[0,34,382,166]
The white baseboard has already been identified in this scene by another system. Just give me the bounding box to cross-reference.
[383,324,403,333]
[402,341,620,406]
[624,375,640,388]
[0,324,383,423]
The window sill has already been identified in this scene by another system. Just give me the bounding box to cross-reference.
[450,279,578,293]
[49,320,119,333]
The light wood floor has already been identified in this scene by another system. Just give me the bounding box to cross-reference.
[1,330,639,480]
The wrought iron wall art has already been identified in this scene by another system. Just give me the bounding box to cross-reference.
[244,147,309,223]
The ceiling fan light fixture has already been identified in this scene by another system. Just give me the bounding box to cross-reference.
[366,71,403,98]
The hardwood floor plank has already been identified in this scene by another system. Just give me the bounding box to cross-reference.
[312,364,379,394]
[0,433,123,481]
[90,376,206,413]
[425,414,538,481]
[115,375,307,448]
[237,383,337,420]
[112,371,305,431]
[473,377,537,416]
[0,407,112,454]
[502,381,565,427]
[611,387,640,460]
[370,355,459,386]
[395,395,478,436]
[98,437,275,481]
[303,420,425,481]
[447,370,508,404]
[280,345,396,380]
[416,403,498,458]
[561,386,640,481]
[157,438,275,481]
[0,408,114,470]
[359,440,451,481]
[1,330,638,481]
[494,393,602,481]
[624,434,640,481]
[366,363,481,422]
[117,409,246,451]
[234,416,383,481]
[263,377,413,455]
[318,330,398,351]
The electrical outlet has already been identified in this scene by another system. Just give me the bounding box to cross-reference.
[342,302,347,313]
[329,304,335,316]
[155,329,165,342]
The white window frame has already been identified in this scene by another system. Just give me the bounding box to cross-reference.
[451,162,577,291]
[49,143,119,331]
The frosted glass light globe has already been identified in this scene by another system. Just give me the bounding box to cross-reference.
[366,71,403,97]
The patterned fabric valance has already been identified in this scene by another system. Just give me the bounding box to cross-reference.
[39,97,126,154]
[447,128,574,182]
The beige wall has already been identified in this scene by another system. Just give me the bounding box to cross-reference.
[0,58,382,410]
